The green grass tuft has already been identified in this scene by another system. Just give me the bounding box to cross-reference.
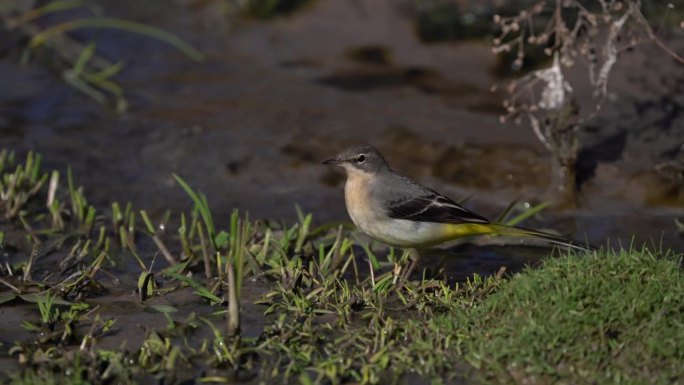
[462,248,684,384]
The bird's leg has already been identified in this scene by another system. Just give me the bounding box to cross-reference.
[401,248,420,282]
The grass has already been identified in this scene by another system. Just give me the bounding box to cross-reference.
[462,248,684,384]
[0,147,682,384]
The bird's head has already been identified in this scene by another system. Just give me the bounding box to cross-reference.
[323,144,389,174]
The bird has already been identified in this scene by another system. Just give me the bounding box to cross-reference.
[323,144,592,280]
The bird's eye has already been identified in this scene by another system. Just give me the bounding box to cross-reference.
[357,154,366,163]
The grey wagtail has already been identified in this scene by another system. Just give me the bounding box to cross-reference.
[324,144,591,279]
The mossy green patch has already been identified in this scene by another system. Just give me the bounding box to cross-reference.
[461,249,684,384]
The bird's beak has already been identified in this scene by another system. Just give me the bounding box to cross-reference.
[323,157,342,165]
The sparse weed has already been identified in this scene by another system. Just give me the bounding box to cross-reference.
[36,291,58,325]
[0,151,48,220]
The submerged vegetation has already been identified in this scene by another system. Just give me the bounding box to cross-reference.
[1,0,204,113]
[0,148,682,384]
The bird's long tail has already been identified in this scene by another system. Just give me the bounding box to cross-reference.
[486,224,595,252]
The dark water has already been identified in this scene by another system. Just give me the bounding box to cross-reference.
[1,1,681,249]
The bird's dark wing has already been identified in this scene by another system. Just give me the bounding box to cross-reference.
[385,192,490,224]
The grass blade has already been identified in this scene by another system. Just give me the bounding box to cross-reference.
[29,17,205,62]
